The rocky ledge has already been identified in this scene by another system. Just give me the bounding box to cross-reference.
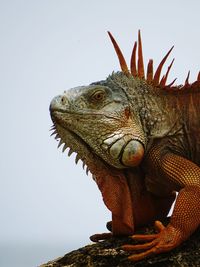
[40,221,200,267]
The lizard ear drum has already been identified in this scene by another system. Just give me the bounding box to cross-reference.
[121,140,144,167]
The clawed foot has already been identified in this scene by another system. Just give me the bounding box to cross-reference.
[90,221,113,242]
[90,232,112,242]
[122,221,182,261]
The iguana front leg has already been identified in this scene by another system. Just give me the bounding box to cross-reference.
[123,153,200,261]
[90,190,175,243]
[90,167,175,242]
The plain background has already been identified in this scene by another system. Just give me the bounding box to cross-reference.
[0,0,199,266]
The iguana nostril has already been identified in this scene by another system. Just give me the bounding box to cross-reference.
[61,95,67,105]
[50,95,69,112]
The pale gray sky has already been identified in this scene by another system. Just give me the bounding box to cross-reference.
[0,0,199,266]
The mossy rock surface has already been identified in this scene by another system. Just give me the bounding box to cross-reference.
[40,221,200,267]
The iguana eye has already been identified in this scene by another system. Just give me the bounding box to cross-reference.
[91,90,106,102]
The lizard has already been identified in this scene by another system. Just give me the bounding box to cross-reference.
[49,30,200,261]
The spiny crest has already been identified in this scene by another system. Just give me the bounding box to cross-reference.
[50,124,91,175]
[108,30,200,91]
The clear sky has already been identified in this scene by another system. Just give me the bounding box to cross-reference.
[0,0,199,266]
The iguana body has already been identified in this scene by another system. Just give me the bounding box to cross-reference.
[50,31,200,261]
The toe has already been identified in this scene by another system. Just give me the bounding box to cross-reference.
[90,233,112,242]
[155,220,165,232]
[128,246,157,261]
[123,240,158,251]
[130,233,158,241]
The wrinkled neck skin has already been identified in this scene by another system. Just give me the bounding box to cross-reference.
[108,73,182,152]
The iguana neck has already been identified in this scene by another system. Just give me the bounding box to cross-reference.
[107,72,181,144]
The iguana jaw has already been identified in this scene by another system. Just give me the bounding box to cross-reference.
[50,121,96,175]
[50,116,127,176]
[51,109,144,169]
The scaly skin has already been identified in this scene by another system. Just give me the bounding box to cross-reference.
[50,32,200,261]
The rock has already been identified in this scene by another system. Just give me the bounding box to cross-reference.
[39,221,200,267]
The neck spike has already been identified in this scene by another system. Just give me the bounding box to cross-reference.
[130,41,137,76]
[197,71,200,82]
[107,30,200,91]
[167,78,177,88]
[146,59,153,82]
[153,46,174,86]
[107,31,129,75]
[184,71,190,86]
[137,30,145,78]
[159,58,175,87]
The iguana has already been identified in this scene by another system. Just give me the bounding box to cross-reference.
[49,31,200,261]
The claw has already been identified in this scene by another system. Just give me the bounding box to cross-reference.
[122,220,183,261]
[122,240,157,251]
[90,232,112,242]
[128,246,158,261]
[154,220,165,232]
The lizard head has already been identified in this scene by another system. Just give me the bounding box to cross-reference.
[49,30,182,172]
[50,77,145,169]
